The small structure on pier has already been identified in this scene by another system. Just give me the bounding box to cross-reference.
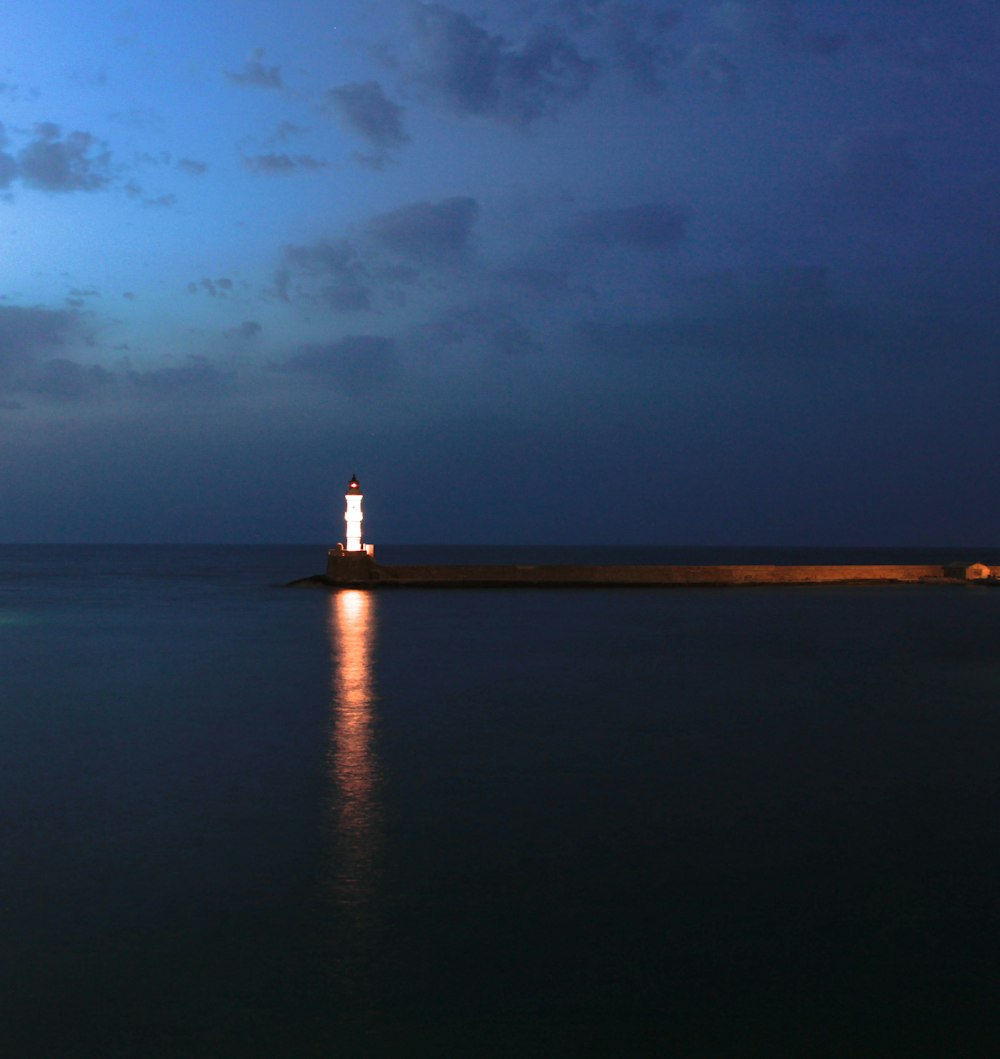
[944,561,992,581]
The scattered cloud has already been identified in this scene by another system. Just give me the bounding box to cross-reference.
[272,121,306,142]
[602,4,682,95]
[0,121,16,187]
[280,239,372,311]
[325,80,408,166]
[0,305,113,403]
[228,320,262,341]
[17,123,112,192]
[495,265,577,301]
[18,358,114,400]
[242,152,328,174]
[127,356,235,400]
[276,334,397,395]
[177,157,207,175]
[579,266,865,365]
[404,3,597,125]
[0,305,76,375]
[416,304,539,357]
[570,202,688,249]
[0,150,17,188]
[107,108,165,132]
[366,196,478,262]
[326,80,408,147]
[186,277,234,297]
[225,48,283,89]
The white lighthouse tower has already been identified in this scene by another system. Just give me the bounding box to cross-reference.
[326,473,375,580]
[344,474,364,552]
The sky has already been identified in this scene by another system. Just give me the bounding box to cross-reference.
[1,0,998,544]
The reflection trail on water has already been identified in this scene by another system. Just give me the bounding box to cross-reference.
[327,589,382,919]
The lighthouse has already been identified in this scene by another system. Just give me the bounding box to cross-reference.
[325,474,375,580]
[344,474,364,552]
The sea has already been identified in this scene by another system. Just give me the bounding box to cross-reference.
[3,544,1000,1057]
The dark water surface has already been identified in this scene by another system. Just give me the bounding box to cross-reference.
[2,545,1000,1056]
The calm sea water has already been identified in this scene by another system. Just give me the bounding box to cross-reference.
[3,545,1000,1056]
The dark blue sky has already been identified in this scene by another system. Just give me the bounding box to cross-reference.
[1,1,998,543]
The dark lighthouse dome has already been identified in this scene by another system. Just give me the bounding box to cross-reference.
[347,474,361,491]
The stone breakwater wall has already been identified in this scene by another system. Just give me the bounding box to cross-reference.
[315,553,953,587]
[374,563,946,586]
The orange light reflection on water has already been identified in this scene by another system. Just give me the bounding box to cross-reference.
[327,589,381,915]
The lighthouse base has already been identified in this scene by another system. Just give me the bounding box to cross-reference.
[325,548,382,584]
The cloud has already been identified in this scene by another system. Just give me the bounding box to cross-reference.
[225,48,283,89]
[414,305,539,357]
[127,356,235,400]
[710,2,851,58]
[269,121,306,143]
[17,123,112,192]
[186,277,234,297]
[228,320,262,341]
[602,3,682,95]
[0,305,111,402]
[570,202,687,249]
[405,3,597,125]
[280,240,372,311]
[689,266,867,360]
[177,157,207,175]
[366,196,479,262]
[18,358,114,400]
[278,197,480,315]
[107,108,165,132]
[0,151,17,188]
[0,305,76,375]
[325,81,408,158]
[354,152,395,172]
[579,266,866,364]
[242,153,328,174]
[0,121,16,187]
[495,265,577,300]
[275,335,396,395]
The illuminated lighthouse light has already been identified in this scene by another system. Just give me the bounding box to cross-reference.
[344,474,364,552]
